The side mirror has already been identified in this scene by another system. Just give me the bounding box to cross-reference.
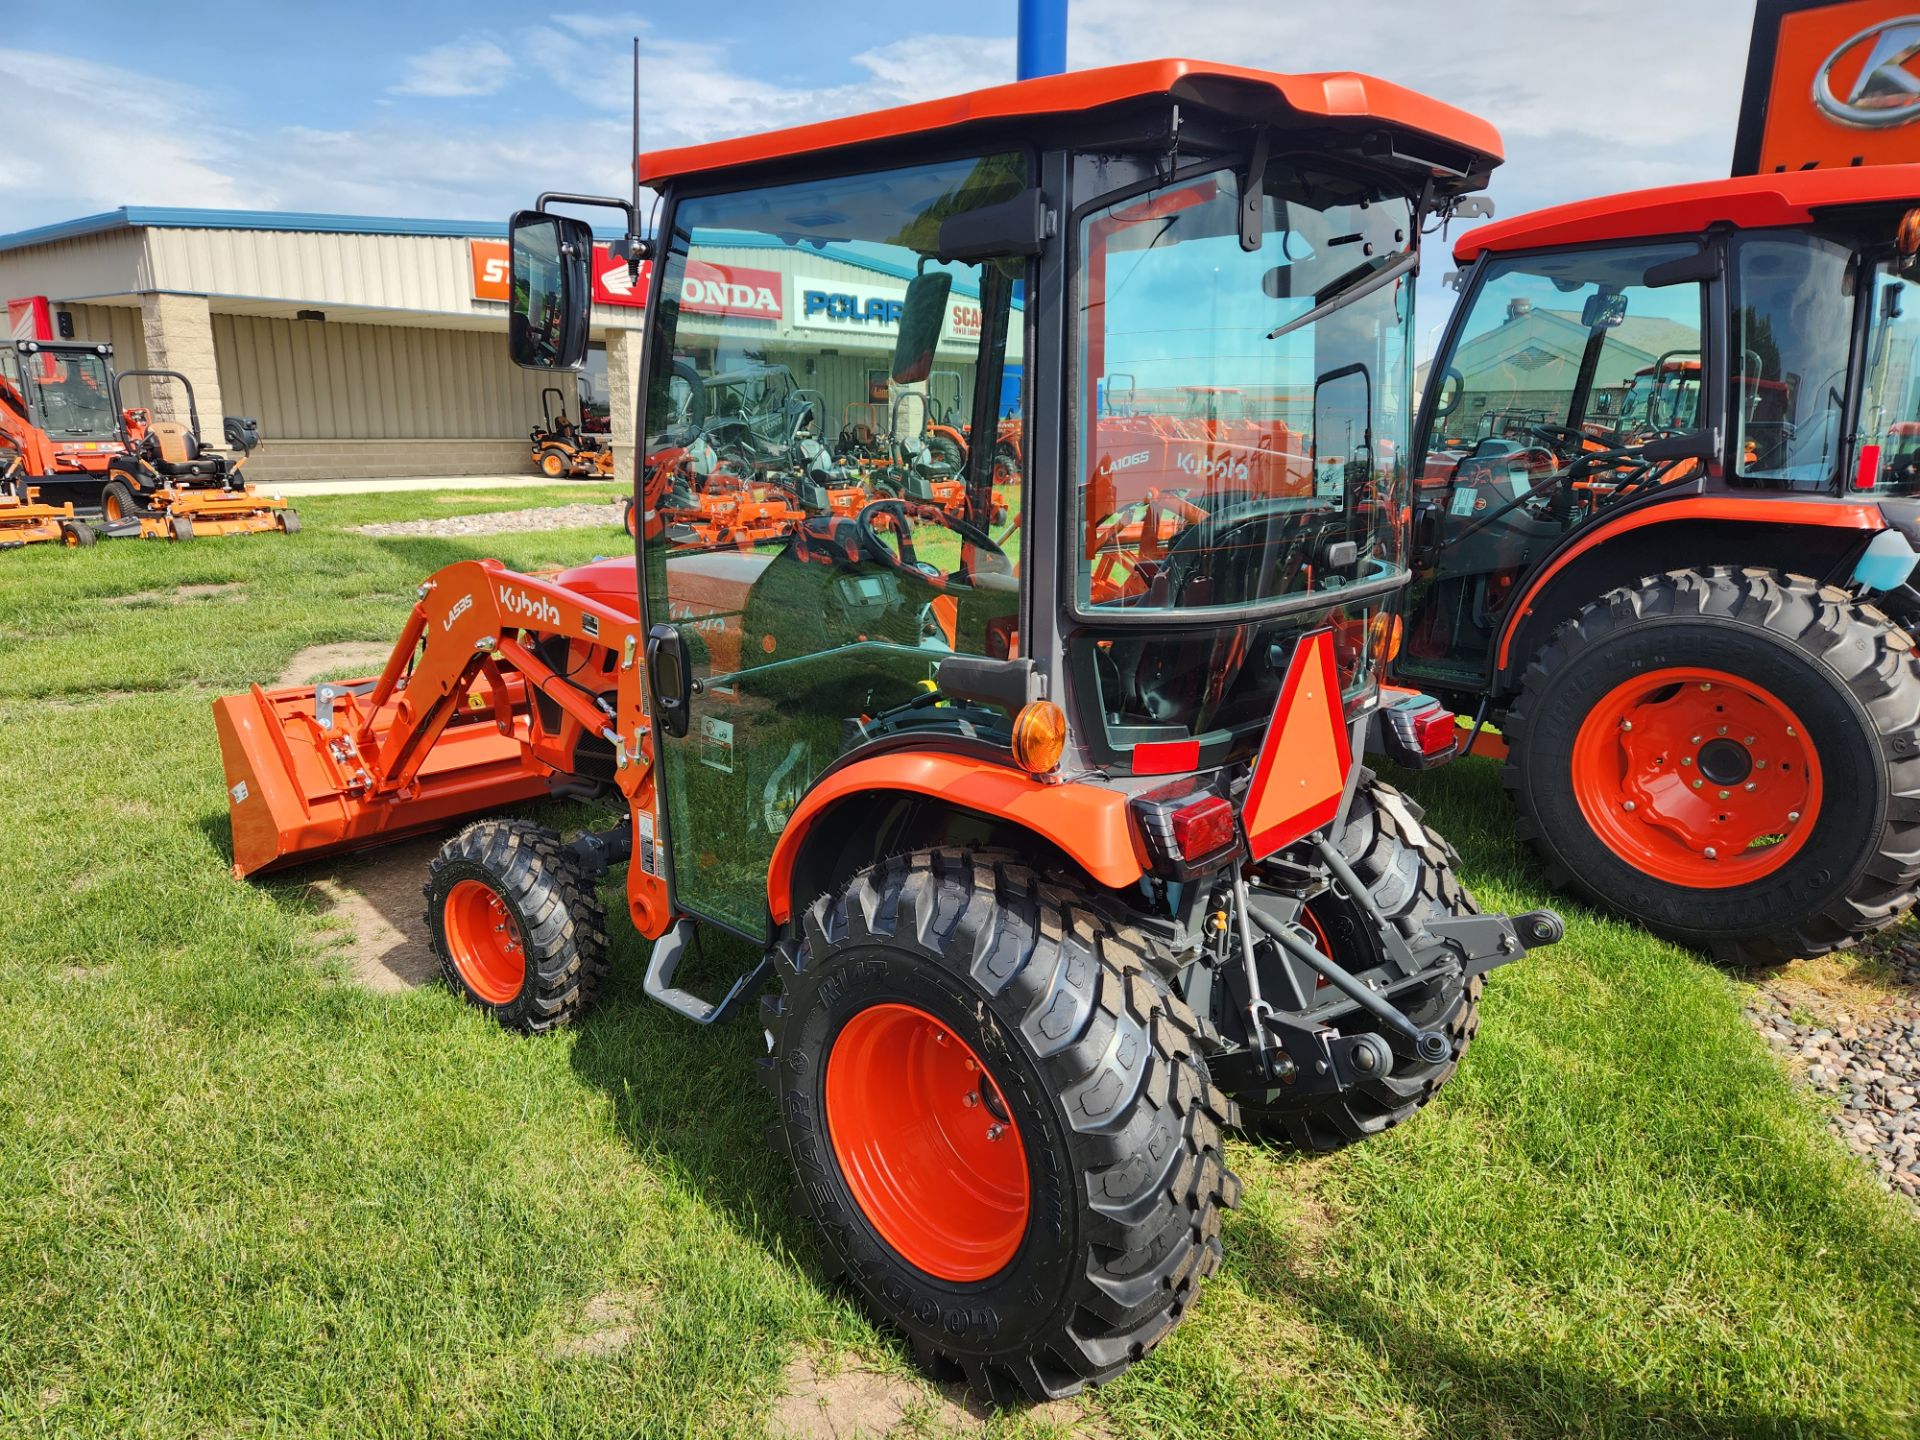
[1581,291,1628,329]
[1433,368,1463,419]
[890,271,953,386]
[508,209,593,371]
[223,416,260,452]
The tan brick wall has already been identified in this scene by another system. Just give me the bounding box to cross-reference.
[605,329,645,490]
[139,292,224,436]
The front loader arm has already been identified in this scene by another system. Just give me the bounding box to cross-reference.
[214,559,662,902]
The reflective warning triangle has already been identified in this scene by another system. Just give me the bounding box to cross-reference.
[1242,629,1352,860]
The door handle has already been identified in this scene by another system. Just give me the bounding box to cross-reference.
[645,623,692,738]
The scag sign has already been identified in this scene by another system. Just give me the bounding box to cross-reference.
[468,240,781,319]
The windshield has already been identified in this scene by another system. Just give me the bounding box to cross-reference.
[20,350,117,439]
[1075,163,1415,618]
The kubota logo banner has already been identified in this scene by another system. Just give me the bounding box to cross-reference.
[1738,0,1920,172]
[468,240,781,319]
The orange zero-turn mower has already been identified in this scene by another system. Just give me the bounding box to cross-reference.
[0,465,97,550]
[101,370,296,540]
[215,61,1559,1402]
[1396,164,1920,966]
[530,386,614,477]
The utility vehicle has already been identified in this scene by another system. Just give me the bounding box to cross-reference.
[215,60,1558,1400]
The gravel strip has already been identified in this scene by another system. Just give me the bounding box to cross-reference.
[1746,935,1920,1208]
[354,501,623,538]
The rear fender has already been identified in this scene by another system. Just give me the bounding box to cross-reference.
[768,753,1147,925]
[1492,498,1884,688]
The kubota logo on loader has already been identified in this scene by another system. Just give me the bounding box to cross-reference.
[498,584,562,627]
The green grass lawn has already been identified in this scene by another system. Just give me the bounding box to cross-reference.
[1,486,1916,1438]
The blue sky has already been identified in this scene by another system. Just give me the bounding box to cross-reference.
[1,2,1759,352]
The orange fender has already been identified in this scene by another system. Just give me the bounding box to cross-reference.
[767,752,1147,923]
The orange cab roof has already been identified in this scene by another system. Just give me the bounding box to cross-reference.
[638,59,1503,186]
[1455,164,1920,263]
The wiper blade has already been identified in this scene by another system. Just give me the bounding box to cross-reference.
[1267,250,1416,343]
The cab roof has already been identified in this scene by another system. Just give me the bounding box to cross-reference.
[1455,164,1920,263]
[638,59,1502,190]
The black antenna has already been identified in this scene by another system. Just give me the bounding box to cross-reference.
[626,35,647,276]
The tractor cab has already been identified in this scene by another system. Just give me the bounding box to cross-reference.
[0,341,127,503]
[1401,164,1920,696]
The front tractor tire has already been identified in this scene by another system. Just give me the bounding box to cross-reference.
[1506,567,1920,966]
[1232,775,1485,1151]
[423,819,610,1031]
[763,849,1238,1403]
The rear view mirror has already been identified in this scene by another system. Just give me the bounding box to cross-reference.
[508,210,593,370]
[890,271,953,386]
[1581,291,1628,329]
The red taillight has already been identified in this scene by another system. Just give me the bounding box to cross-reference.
[1169,795,1235,859]
[1408,704,1458,758]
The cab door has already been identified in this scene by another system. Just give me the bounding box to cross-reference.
[635,157,1033,939]
[1401,242,1709,690]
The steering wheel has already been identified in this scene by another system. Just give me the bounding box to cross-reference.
[1528,423,1593,457]
[1156,499,1318,603]
[856,498,1009,584]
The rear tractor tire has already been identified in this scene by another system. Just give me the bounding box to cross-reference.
[1506,567,1920,966]
[1231,775,1485,1151]
[763,849,1238,1403]
[539,448,568,479]
[423,819,610,1032]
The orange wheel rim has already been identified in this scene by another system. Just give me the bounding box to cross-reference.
[825,1002,1029,1282]
[542,453,565,477]
[1569,666,1821,888]
[104,493,123,520]
[441,879,527,1004]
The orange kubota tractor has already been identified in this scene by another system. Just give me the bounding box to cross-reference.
[0,339,129,515]
[215,62,1559,1400]
[1399,165,1920,966]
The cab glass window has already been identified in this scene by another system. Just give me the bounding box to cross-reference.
[1732,234,1855,490]
[1854,257,1920,494]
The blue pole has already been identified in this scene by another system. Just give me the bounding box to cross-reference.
[1017,0,1067,80]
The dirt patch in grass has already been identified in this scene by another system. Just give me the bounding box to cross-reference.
[770,1350,1108,1439]
[276,642,393,688]
[1759,932,1916,1026]
[104,582,246,607]
[302,836,444,994]
[550,1289,655,1361]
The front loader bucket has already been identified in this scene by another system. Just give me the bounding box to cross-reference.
[214,675,554,878]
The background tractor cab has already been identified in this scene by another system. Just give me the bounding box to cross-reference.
[1399,164,1920,965]
[221,60,1553,1405]
[0,340,129,507]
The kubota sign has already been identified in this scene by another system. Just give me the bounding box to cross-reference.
[468,240,781,319]
[1735,0,1920,172]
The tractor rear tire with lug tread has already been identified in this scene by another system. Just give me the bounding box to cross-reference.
[423,818,610,1032]
[1505,567,1920,966]
[1231,774,1484,1151]
[762,847,1239,1403]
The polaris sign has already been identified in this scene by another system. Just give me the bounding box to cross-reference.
[795,274,910,333]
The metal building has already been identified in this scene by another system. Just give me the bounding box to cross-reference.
[0,208,1020,485]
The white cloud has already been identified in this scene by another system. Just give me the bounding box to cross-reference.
[389,38,515,98]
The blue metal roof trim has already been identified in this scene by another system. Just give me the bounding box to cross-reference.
[0,206,628,254]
